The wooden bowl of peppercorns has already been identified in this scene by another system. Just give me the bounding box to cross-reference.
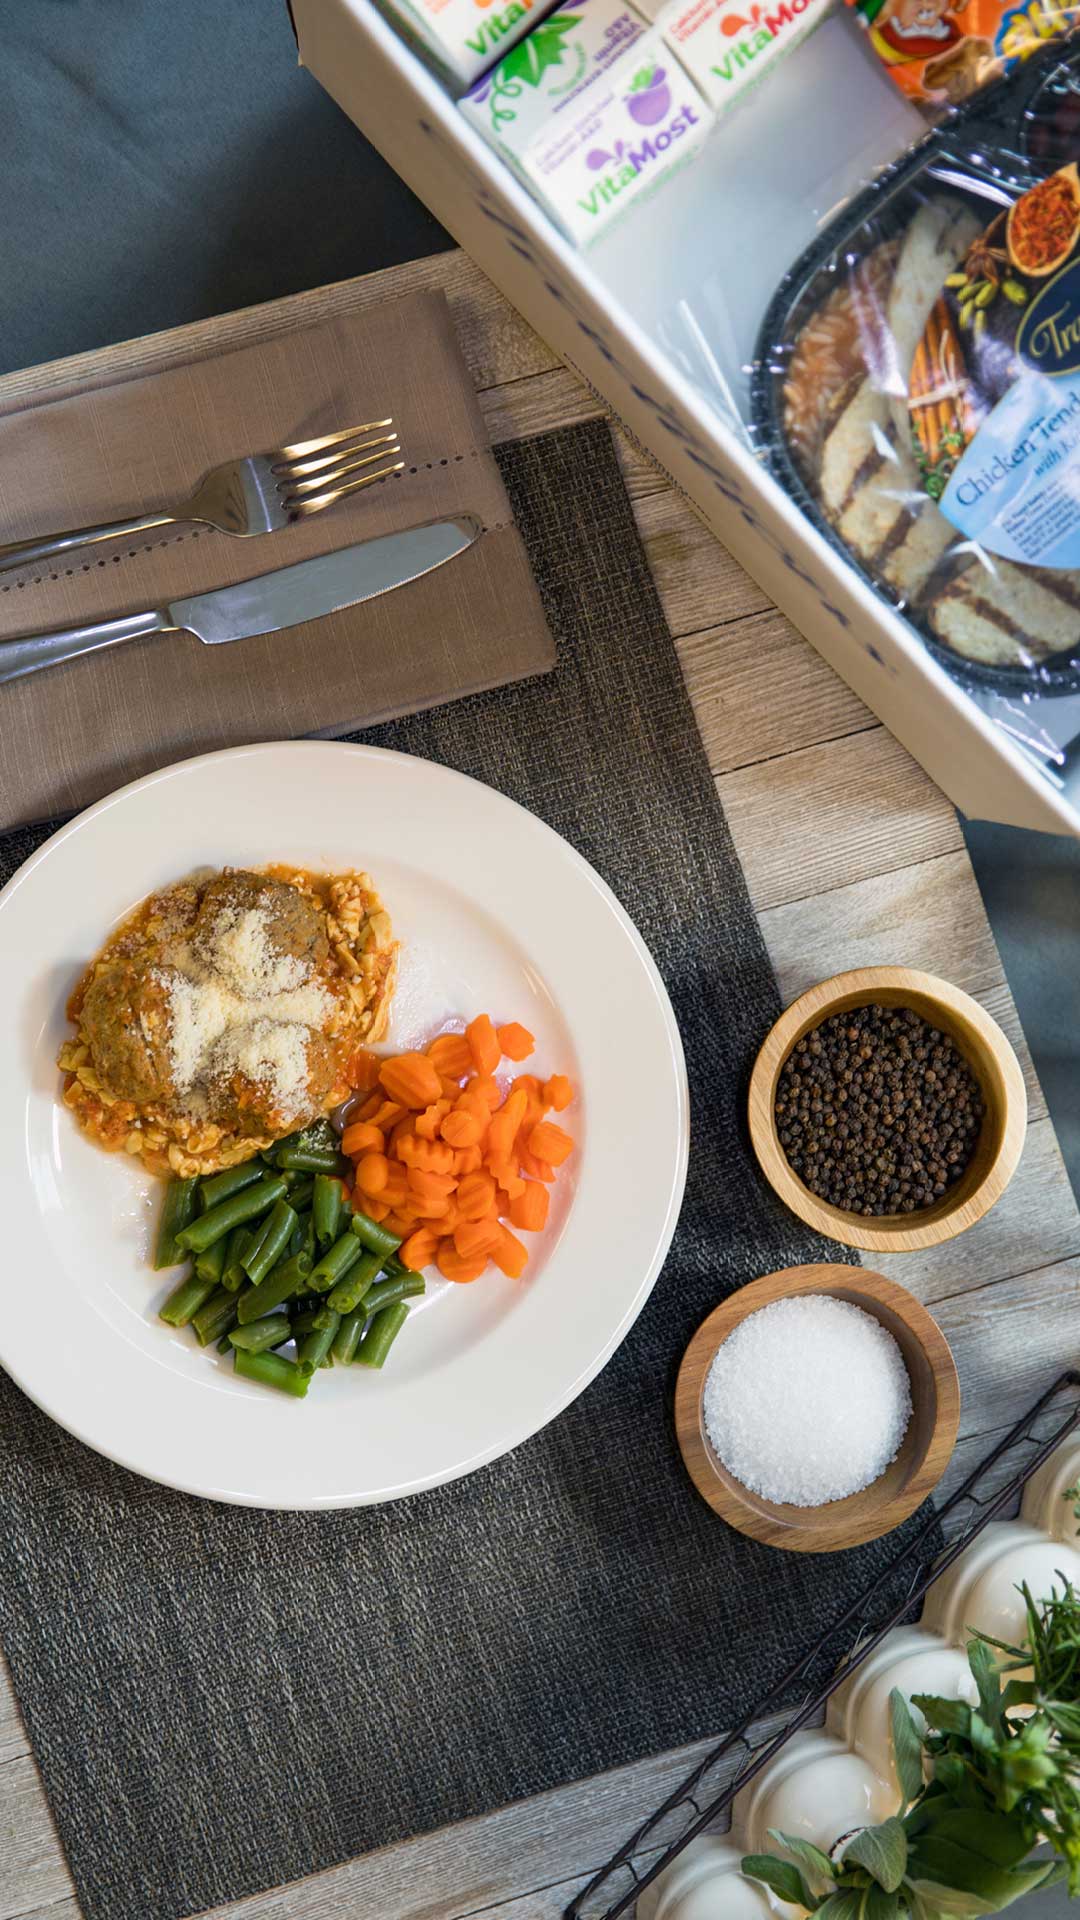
[748,967,1027,1253]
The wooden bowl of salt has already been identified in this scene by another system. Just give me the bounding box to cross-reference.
[675,1265,959,1553]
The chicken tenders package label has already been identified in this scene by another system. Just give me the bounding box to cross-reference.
[459,0,715,245]
[753,144,1080,682]
[651,0,834,114]
[927,165,1080,567]
[846,0,1080,107]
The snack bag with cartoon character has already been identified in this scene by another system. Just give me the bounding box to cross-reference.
[847,0,1080,104]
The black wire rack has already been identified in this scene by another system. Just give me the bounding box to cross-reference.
[565,1370,1080,1920]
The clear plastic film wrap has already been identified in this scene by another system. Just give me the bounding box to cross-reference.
[743,42,1080,788]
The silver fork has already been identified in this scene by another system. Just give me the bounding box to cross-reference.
[0,420,405,575]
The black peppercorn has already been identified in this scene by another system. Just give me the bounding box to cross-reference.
[774,1004,983,1216]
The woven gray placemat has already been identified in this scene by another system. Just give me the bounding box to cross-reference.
[0,419,934,1920]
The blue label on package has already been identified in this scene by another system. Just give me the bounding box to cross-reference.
[940,369,1080,570]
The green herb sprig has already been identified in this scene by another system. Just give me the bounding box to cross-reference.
[744,1578,1080,1917]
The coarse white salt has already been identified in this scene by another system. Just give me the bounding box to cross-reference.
[703,1294,912,1507]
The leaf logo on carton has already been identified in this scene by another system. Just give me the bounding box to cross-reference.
[472,12,584,118]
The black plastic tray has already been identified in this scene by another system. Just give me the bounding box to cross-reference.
[750,57,1080,698]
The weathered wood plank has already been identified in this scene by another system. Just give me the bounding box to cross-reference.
[478,364,605,449]
[876,1117,1080,1301]
[718,727,963,914]
[934,1258,1080,1438]
[678,609,873,776]
[754,851,1048,1127]
[639,489,770,639]
[0,1759,71,1920]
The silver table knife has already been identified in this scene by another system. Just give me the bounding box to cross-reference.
[0,514,481,687]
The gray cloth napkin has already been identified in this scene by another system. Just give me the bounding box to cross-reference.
[0,289,553,826]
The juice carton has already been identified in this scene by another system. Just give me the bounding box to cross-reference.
[375,0,556,89]
[650,0,835,114]
[459,0,715,244]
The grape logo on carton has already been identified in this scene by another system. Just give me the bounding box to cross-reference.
[578,65,702,219]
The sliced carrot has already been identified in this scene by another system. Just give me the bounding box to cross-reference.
[440,1108,483,1149]
[469,1074,503,1111]
[437,1240,488,1284]
[510,1181,549,1233]
[494,1169,526,1203]
[397,1133,455,1175]
[496,1022,535,1062]
[487,1086,528,1163]
[341,1120,385,1158]
[412,1194,450,1221]
[407,1166,456,1204]
[360,1196,390,1223]
[354,1089,385,1123]
[379,1052,442,1111]
[528,1121,574,1167]
[519,1147,555,1184]
[457,1169,497,1220]
[452,1144,484,1177]
[384,1209,419,1237]
[514,1072,546,1111]
[466,1013,501,1076]
[454,1085,491,1123]
[381,1163,411,1210]
[491,1224,528,1279]
[427,1032,474,1080]
[370,1099,406,1130]
[454,1215,502,1259]
[544,1074,573,1112]
[399,1226,438,1271]
[355,1152,390,1197]
[346,1047,382,1092]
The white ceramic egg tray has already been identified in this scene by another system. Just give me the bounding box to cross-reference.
[638,1437,1080,1920]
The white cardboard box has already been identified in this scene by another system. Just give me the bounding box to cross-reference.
[291,0,1080,836]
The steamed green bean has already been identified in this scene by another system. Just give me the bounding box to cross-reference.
[153,1177,199,1269]
[221,1226,254,1292]
[194,1235,228,1287]
[159,1270,218,1328]
[198,1162,263,1213]
[326,1247,383,1316]
[350,1209,403,1260]
[236,1250,312,1324]
[352,1273,425,1319]
[298,1312,340,1375]
[331,1308,367,1364]
[309,1230,362,1293]
[312,1173,343,1249]
[242,1199,297,1287]
[176,1173,288,1253]
[234,1350,310,1398]
[192,1287,239,1347]
[228,1315,292,1354]
[355,1302,410,1369]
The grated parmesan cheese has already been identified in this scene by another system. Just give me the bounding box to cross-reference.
[159,898,333,1123]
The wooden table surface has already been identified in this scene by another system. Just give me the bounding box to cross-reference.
[3,249,1079,1920]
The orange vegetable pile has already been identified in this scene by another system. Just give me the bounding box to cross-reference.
[342,1016,575,1284]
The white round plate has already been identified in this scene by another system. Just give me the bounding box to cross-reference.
[0,741,688,1508]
